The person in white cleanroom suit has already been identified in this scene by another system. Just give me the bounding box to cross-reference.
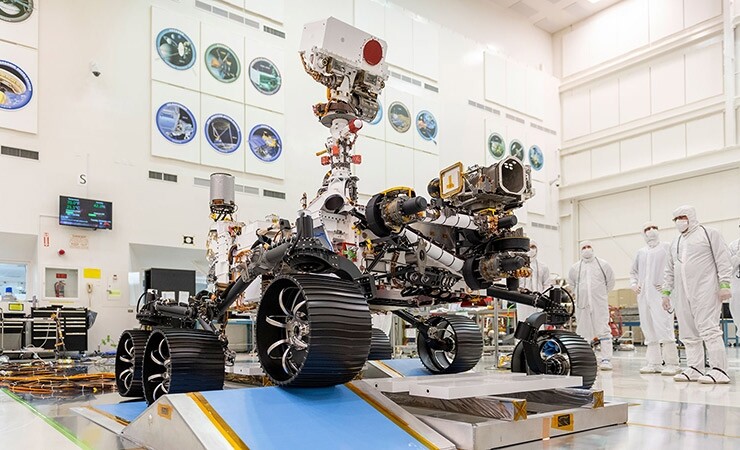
[568,241,616,371]
[662,206,734,384]
[630,222,680,376]
[728,222,740,340]
[517,241,552,321]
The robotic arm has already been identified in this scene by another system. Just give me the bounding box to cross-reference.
[360,157,535,297]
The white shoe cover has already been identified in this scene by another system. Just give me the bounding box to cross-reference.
[674,367,703,382]
[698,368,731,384]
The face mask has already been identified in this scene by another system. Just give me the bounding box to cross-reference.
[581,248,594,259]
[528,248,537,258]
[675,219,689,233]
[645,229,659,240]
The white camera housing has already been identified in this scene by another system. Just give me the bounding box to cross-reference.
[300,16,389,79]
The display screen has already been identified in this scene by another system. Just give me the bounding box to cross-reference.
[59,196,113,230]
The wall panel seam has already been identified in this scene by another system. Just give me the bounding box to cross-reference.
[561,98,724,155]
[560,151,740,200]
[560,19,722,92]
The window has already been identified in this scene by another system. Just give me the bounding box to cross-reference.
[0,262,28,301]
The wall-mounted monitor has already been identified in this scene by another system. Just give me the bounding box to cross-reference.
[59,196,113,230]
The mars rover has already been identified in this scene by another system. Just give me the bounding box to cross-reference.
[116,17,596,404]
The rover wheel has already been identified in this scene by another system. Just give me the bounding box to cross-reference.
[368,327,393,360]
[417,315,483,374]
[256,274,371,386]
[142,329,225,404]
[115,330,150,397]
[511,330,597,388]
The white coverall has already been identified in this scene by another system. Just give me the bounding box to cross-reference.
[568,244,616,363]
[663,206,734,375]
[630,231,679,369]
[518,242,552,321]
[728,236,740,338]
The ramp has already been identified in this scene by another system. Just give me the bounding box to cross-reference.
[76,382,455,449]
[75,367,627,450]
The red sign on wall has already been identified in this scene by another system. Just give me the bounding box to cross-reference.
[56,273,67,279]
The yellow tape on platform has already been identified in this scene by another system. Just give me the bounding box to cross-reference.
[346,383,439,450]
[373,360,405,378]
[592,391,604,408]
[85,406,130,426]
[187,392,249,449]
[513,400,527,421]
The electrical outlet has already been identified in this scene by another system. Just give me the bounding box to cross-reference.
[183,236,194,245]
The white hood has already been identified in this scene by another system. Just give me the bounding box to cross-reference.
[529,240,538,259]
[672,205,699,234]
[580,240,594,261]
[642,221,659,247]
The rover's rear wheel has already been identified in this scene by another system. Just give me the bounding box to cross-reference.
[115,329,150,397]
[256,274,371,386]
[142,329,225,404]
[417,315,483,374]
[368,327,393,360]
[511,330,597,388]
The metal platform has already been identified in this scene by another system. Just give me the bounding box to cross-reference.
[74,382,456,449]
[75,359,627,449]
[370,371,584,399]
[364,359,628,449]
[226,361,264,376]
[406,396,627,449]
